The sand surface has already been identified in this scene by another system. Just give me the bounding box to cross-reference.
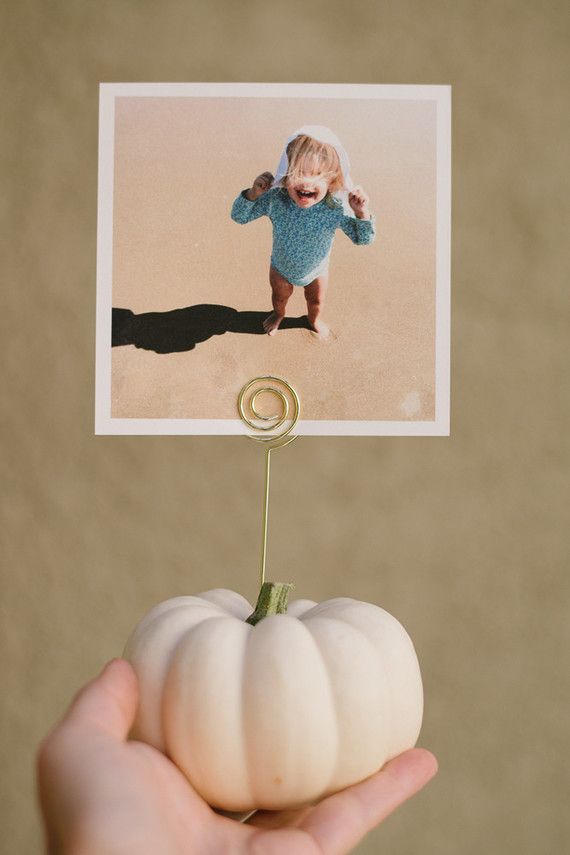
[111,96,437,422]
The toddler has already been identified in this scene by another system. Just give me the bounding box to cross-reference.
[231,125,376,338]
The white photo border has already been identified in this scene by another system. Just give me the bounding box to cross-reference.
[95,82,451,436]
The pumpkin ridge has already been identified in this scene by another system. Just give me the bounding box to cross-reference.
[303,612,394,792]
[240,621,255,807]
[124,597,225,656]
[243,615,338,808]
[126,604,233,752]
[196,588,253,618]
[303,620,341,793]
[163,615,254,808]
[322,608,410,759]
[161,612,243,748]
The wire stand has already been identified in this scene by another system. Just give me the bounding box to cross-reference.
[237,376,300,590]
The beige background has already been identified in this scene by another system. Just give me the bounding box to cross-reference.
[2,1,569,853]
[111,94,437,421]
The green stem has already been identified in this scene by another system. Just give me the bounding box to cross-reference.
[245,581,294,626]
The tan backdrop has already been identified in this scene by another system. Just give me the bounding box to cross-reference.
[2,1,569,853]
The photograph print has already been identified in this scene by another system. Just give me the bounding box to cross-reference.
[96,82,450,435]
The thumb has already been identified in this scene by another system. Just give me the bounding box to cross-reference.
[64,658,139,741]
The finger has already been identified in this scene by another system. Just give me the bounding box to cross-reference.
[63,658,139,741]
[298,749,437,855]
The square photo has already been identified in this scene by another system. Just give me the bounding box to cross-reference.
[96,83,450,435]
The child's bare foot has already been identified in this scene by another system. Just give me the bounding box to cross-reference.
[309,317,330,339]
[263,312,284,336]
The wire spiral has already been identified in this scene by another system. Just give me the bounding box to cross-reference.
[237,376,300,449]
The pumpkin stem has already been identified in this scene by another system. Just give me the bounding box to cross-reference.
[245,581,294,626]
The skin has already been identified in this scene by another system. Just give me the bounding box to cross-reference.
[246,171,372,338]
[37,659,437,855]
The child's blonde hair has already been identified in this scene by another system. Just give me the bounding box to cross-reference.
[282,134,345,196]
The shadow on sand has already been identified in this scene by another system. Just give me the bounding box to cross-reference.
[112,305,311,354]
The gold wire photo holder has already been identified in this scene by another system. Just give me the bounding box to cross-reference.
[237,376,300,590]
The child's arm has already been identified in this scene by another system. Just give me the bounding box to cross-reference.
[231,172,274,224]
[338,185,376,245]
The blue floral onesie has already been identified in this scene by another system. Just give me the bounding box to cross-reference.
[231,187,376,286]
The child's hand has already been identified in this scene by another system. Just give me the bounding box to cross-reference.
[246,172,274,201]
[348,186,371,219]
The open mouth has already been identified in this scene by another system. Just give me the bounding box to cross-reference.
[296,189,317,200]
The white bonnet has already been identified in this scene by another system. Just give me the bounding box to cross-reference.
[271,125,354,192]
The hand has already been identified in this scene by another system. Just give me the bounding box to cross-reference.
[348,185,371,219]
[37,659,437,855]
[246,171,274,201]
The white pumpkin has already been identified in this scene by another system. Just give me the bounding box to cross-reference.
[123,582,423,812]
